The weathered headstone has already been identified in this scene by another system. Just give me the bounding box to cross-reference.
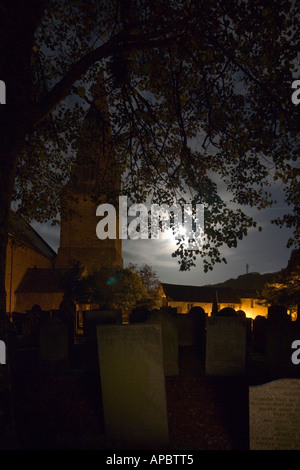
[97,323,169,448]
[205,316,246,376]
[249,378,300,450]
[83,309,122,343]
[265,305,299,379]
[147,310,178,375]
[39,318,68,369]
[175,314,195,346]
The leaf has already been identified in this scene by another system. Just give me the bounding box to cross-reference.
[77,86,86,98]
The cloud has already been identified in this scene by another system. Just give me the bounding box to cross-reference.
[31,221,60,252]
[29,191,294,287]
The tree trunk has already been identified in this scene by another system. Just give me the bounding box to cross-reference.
[0,0,47,326]
[0,133,28,326]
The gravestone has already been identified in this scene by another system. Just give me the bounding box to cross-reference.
[190,307,206,356]
[23,304,42,347]
[268,304,289,322]
[265,305,299,379]
[175,314,195,346]
[252,315,267,354]
[215,307,237,317]
[39,318,68,369]
[249,378,300,450]
[205,316,246,376]
[130,306,150,323]
[83,309,122,394]
[97,323,169,448]
[147,310,178,375]
[59,297,76,355]
[236,309,246,319]
[83,309,122,342]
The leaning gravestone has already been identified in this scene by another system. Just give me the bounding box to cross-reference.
[249,378,300,450]
[97,323,169,448]
[147,310,178,376]
[205,317,246,376]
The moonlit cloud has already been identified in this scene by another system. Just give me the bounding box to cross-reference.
[30,182,294,287]
[30,221,60,252]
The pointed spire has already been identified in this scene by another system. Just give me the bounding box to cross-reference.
[211,289,219,315]
[71,69,117,197]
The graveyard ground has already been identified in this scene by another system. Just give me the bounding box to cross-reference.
[1,341,268,451]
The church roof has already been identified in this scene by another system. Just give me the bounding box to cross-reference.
[8,211,56,261]
[161,282,242,304]
[15,268,75,293]
[234,288,260,299]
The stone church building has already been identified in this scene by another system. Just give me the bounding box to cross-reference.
[6,79,123,317]
[4,77,271,323]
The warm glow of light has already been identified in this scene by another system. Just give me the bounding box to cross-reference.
[243,309,267,320]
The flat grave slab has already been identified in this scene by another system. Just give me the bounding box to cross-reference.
[249,378,300,450]
[97,323,169,448]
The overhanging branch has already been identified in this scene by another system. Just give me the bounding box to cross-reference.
[32,23,181,127]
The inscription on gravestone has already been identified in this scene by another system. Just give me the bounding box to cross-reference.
[249,379,300,450]
[97,323,169,448]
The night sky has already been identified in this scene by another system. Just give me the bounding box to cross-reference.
[31,180,293,286]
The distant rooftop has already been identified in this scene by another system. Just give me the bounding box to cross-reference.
[161,283,244,304]
[8,211,56,261]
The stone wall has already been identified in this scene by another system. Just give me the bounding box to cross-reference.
[14,291,64,314]
[6,240,53,313]
[56,195,123,272]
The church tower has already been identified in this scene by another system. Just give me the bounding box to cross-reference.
[55,75,123,273]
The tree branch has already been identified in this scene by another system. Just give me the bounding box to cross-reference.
[32,23,180,127]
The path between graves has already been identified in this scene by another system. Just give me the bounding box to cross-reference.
[4,344,256,450]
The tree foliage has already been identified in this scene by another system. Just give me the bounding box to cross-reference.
[3,0,300,276]
[128,263,163,309]
[261,249,300,312]
[68,265,148,314]
[262,269,300,314]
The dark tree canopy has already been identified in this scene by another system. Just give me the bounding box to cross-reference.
[261,249,300,312]
[0,0,299,315]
